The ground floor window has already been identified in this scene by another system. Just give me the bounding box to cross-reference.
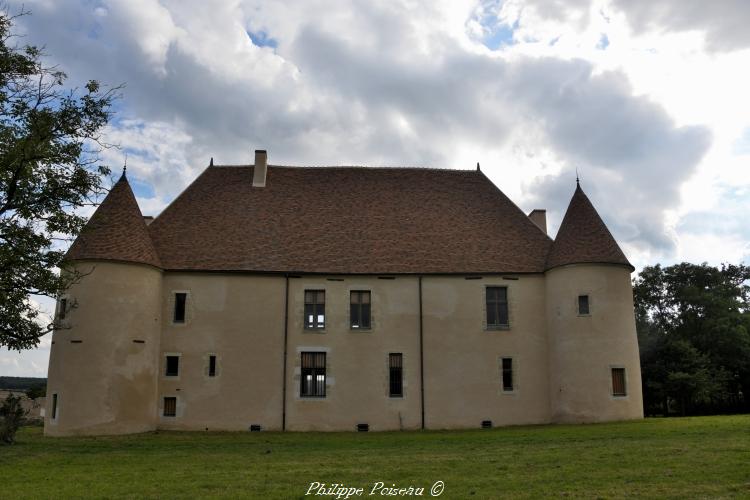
[51,393,58,420]
[501,357,514,392]
[301,352,326,397]
[389,353,403,397]
[163,397,177,417]
[612,367,626,396]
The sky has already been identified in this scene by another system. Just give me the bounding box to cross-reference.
[2,0,750,377]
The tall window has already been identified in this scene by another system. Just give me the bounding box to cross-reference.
[301,352,326,397]
[165,356,180,377]
[51,393,58,420]
[208,355,217,377]
[578,295,590,315]
[612,368,627,396]
[389,353,403,397]
[174,293,187,323]
[350,291,371,329]
[486,287,509,328]
[501,357,514,392]
[58,298,67,320]
[304,290,325,329]
[163,397,177,417]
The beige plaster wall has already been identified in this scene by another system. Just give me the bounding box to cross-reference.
[422,275,551,429]
[45,261,162,436]
[546,264,644,423]
[285,276,422,431]
[157,273,286,431]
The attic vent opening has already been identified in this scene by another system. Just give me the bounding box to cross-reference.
[481,420,492,429]
[249,424,262,432]
[356,423,369,432]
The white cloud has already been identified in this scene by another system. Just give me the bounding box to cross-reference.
[4,0,749,375]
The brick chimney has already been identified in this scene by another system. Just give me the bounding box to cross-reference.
[528,209,547,235]
[253,149,267,187]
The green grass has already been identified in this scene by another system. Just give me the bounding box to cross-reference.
[1,416,749,499]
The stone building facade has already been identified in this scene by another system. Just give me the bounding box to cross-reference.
[44,151,643,436]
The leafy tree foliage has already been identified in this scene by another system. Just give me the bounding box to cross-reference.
[25,383,45,400]
[0,393,27,444]
[0,11,117,350]
[634,263,750,415]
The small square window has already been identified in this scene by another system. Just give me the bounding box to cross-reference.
[578,295,590,315]
[350,291,371,329]
[163,397,177,417]
[612,368,626,396]
[304,290,325,329]
[165,356,180,377]
[486,287,509,328]
[174,293,187,323]
[208,355,217,377]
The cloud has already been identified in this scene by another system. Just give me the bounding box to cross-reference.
[610,0,750,53]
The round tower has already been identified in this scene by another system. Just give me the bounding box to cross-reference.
[545,184,643,423]
[45,174,163,436]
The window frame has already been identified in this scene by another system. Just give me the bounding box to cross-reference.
[173,292,188,324]
[164,354,180,378]
[611,367,627,397]
[300,351,327,398]
[389,353,404,398]
[501,357,514,393]
[304,290,326,330]
[578,294,591,316]
[163,396,177,417]
[350,290,372,330]
[485,286,510,330]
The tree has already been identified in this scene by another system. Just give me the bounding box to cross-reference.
[25,383,45,400]
[0,10,118,350]
[634,263,750,415]
[0,393,27,444]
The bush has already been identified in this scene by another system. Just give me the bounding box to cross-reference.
[26,384,46,400]
[0,394,28,444]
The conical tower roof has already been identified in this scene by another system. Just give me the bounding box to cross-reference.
[546,183,632,271]
[65,173,161,268]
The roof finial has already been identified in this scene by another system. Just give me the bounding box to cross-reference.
[210,157,214,167]
[476,162,481,172]
[122,152,128,178]
[575,166,579,186]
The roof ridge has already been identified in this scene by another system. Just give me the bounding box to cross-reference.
[211,164,479,172]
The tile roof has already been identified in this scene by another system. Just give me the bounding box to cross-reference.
[65,174,161,268]
[545,183,632,271]
[146,165,553,273]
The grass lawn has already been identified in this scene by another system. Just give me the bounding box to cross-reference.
[1,416,749,499]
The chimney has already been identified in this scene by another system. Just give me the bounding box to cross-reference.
[528,209,547,235]
[253,149,267,187]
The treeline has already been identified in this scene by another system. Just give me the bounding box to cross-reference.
[0,377,47,392]
[634,263,750,416]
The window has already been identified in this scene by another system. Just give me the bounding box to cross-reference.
[51,393,58,420]
[486,287,509,328]
[612,368,627,396]
[165,355,180,377]
[163,397,177,417]
[389,353,403,397]
[304,290,325,329]
[578,295,590,315]
[58,298,67,320]
[208,355,217,377]
[501,358,514,392]
[350,291,371,329]
[174,293,187,323]
[300,352,326,397]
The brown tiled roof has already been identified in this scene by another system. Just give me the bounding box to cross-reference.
[65,174,161,268]
[147,166,553,273]
[545,184,632,271]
